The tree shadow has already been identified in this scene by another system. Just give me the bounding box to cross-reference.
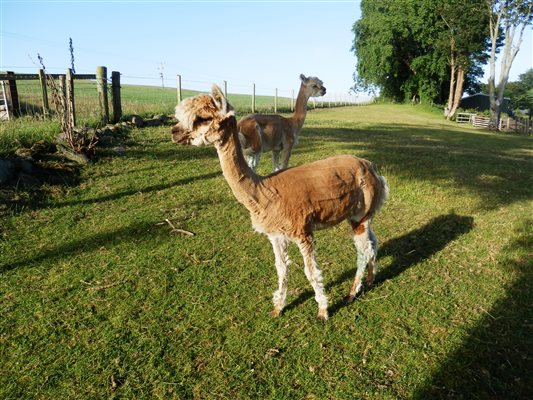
[413,220,533,399]
[284,213,474,316]
[1,220,165,273]
[295,124,532,210]
[50,171,220,208]
[123,144,217,162]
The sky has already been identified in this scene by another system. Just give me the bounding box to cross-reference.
[2,0,532,102]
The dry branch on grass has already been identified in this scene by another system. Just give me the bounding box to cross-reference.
[157,218,195,236]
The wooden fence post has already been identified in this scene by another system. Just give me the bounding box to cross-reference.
[176,74,182,103]
[224,80,227,98]
[38,69,50,118]
[111,71,122,123]
[96,66,109,123]
[252,83,256,113]
[66,68,76,127]
[5,71,20,117]
[274,88,278,113]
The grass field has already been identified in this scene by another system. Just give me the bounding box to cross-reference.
[8,78,305,120]
[1,102,532,399]
[0,79,342,156]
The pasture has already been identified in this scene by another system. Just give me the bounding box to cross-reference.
[1,103,532,399]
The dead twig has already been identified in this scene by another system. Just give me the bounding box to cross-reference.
[161,218,195,236]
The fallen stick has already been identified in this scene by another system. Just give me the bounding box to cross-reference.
[164,218,195,236]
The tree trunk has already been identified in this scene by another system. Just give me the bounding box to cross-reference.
[445,55,457,119]
[487,3,501,129]
[487,0,532,130]
[448,65,465,119]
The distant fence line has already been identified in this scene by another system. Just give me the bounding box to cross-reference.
[456,112,531,135]
[174,74,368,113]
[0,67,121,124]
[0,67,373,124]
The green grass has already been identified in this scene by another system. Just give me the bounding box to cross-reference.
[1,103,532,399]
[9,79,309,120]
[0,80,340,156]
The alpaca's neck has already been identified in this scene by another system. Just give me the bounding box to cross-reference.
[291,84,310,130]
[215,118,262,212]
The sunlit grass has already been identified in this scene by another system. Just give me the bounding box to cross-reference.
[0,103,531,399]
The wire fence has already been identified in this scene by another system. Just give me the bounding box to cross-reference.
[1,67,374,127]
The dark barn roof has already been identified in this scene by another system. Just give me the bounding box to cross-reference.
[459,93,511,114]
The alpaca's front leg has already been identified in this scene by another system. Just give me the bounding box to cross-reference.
[269,235,290,317]
[246,153,260,171]
[297,237,329,321]
[278,147,292,171]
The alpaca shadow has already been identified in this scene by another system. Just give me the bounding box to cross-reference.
[285,213,474,317]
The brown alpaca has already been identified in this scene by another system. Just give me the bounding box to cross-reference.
[172,85,388,321]
[238,74,326,171]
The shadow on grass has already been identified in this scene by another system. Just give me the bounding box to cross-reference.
[0,160,82,217]
[123,144,217,162]
[413,219,533,399]
[285,213,474,317]
[296,124,532,210]
[0,220,165,273]
[50,171,220,208]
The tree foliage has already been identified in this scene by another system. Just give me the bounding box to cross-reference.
[504,68,533,115]
[352,0,490,106]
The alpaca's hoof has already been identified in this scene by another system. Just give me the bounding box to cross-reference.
[317,309,329,322]
[270,308,282,318]
[343,294,356,304]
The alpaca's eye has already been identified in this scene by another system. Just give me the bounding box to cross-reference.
[196,117,212,124]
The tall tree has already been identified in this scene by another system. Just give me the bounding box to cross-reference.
[352,0,489,106]
[487,0,532,128]
[352,0,425,101]
[438,0,490,119]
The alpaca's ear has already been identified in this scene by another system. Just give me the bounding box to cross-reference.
[211,84,234,115]
[211,84,227,111]
[300,73,307,82]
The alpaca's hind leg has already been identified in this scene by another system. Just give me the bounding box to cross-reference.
[269,234,290,317]
[345,220,377,303]
[365,228,378,287]
[272,150,281,172]
[296,236,329,321]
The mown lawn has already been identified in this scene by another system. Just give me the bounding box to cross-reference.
[1,104,532,399]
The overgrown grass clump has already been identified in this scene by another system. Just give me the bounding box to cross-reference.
[0,104,531,399]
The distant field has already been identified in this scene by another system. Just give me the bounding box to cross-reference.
[0,80,353,156]
[9,79,309,120]
[1,103,531,399]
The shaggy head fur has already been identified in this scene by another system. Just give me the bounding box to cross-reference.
[172,85,235,146]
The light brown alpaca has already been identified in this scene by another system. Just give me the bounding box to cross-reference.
[238,74,326,171]
[172,85,388,321]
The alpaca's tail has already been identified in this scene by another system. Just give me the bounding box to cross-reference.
[375,175,389,214]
